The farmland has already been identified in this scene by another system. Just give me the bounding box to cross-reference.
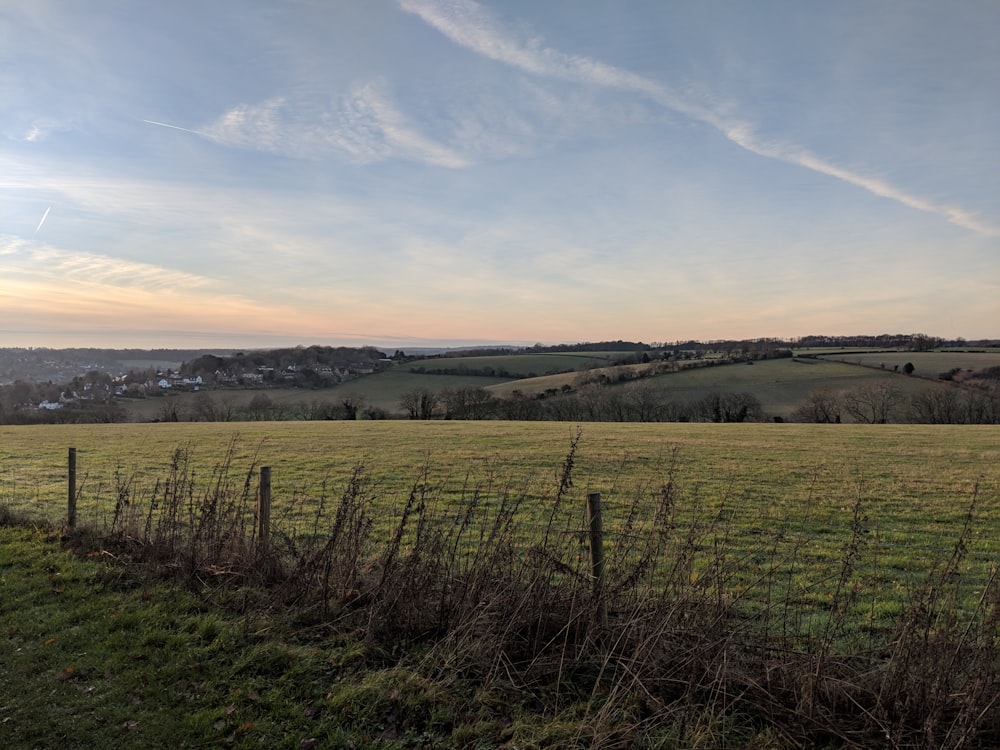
[4,345,999,426]
[813,349,1000,375]
[2,344,1000,745]
[91,351,997,423]
[3,421,997,575]
[3,420,1000,747]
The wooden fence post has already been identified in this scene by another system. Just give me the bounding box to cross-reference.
[67,447,77,530]
[587,492,608,628]
[257,466,271,548]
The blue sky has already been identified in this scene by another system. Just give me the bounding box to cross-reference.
[2,0,997,349]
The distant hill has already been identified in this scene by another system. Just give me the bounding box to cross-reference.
[0,347,238,385]
[3,339,998,425]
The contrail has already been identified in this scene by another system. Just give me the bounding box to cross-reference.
[400,0,1000,237]
[33,206,51,236]
[142,119,209,137]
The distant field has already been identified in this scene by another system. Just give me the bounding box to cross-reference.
[487,358,957,420]
[403,351,637,376]
[326,369,512,411]
[119,370,514,421]
[646,358,947,419]
[814,350,1000,376]
[114,356,982,423]
[67,349,1000,423]
[117,358,185,371]
[2,421,996,559]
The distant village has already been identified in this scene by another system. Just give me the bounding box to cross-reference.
[1,345,391,416]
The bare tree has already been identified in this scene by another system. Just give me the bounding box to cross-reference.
[339,392,367,420]
[440,387,496,420]
[792,387,843,423]
[696,391,763,422]
[909,387,1000,424]
[246,393,278,421]
[908,388,962,424]
[399,388,438,419]
[623,382,667,422]
[843,382,899,424]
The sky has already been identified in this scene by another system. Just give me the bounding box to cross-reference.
[2,0,998,350]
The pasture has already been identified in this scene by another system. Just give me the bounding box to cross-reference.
[3,422,997,600]
[79,348,1000,423]
[119,370,514,421]
[645,357,944,419]
[814,350,1000,376]
[3,421,1000,746]
[401,350,640,376]
[487,357,960,420]
[4,420,995,505]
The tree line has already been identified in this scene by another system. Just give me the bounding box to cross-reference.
[4,379,998,425]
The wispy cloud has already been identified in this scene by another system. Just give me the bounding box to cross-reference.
[2,238,213,291]
[399,0,999,237]
[23,118,64,142]
[0,235,316,339]
[201,80,469,168]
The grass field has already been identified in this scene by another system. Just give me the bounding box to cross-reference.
[78,349,1000,423]
[814,350,1000,376]
[3,421,997,588]
[646,357,944,419]
[402,351,639,376]
[329,369,512,410]
[3,421,1000,746]
[486,357,960,420]
[119,370,514,421]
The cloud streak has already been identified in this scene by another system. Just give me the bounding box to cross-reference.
[201,81,470,168]
[3,240,213,291]
[142,119,210,138]
[33,206,50,236]
[399,0,999,237]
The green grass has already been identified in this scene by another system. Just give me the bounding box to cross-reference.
[485,357,962,420]
[0,525,819,748]
[118,370,514,421]
[403,351,636,376]
[486,361,663,397]
[2,421,995,510]
[0,525,471,748]
[94,349,1000,423]
[4,422,1000,747]
[646,357,948,418]
[814,350,1000,376]
[2,422,997,602]
[332,368,512,411]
